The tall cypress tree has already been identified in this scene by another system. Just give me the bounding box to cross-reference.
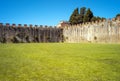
[79,7,86,23]
[83,8,93,22]
[69,8,79,25]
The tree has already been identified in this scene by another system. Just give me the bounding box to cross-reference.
[83,8,93,22]
[69,7,106,24]
[79,7,86,23]
[91,16,97,22]
[91,16,106,22]
[96,16,101,20]
[116,14,120,20]
[69,8,79,25]
[116,14,120,18]
[101,17,106,21]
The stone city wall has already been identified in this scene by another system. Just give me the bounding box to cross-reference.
[0,23,63,43]
[63,19,120,43]
[0,19,120,43]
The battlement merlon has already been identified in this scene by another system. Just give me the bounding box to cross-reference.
[24,24,27,27]
[18,24,22,27]
[6,23,10,27]
[0,18,120,28]
[0,23,3,26]
[0,23,57,28]
[12,24,16,27]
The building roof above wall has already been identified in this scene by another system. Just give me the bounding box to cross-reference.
[57,21,70,28]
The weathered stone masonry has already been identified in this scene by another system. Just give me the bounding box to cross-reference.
[0,23,63,43]
[0,19,120,43]
[63,19,120,43]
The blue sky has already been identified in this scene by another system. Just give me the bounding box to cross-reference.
[0,0,120,26]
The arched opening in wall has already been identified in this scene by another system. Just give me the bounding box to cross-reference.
[35,36,39,43]
[26,36,30,43]
[64,37,68,41]
[94,36,97,40]
[12,36,19,43]
[1,37,7,43]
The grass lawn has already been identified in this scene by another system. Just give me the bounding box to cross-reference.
[0,43,120,81]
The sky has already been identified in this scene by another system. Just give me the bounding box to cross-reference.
[0,0,120,26]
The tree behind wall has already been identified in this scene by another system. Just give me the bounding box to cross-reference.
[69,7,106,25]
[69,7,86,25]
[116,14,120,20]
[79,7,86,23]
[116,14,120,17]
[83,8,93,22]
[91,16,105,21]
[69,8,80,25]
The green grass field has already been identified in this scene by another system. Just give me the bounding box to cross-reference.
[0,43,120,81]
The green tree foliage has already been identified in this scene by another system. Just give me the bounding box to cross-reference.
[69,7,106,25]
[91,16,106,22]
[69,8,80,25]
[91,16,97,21]
[101,17,106,21]
[116,14,120,18]
[83,8,93,22]
[116,14,120,20]
[79,7,86,23]
[69,7,86,25]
